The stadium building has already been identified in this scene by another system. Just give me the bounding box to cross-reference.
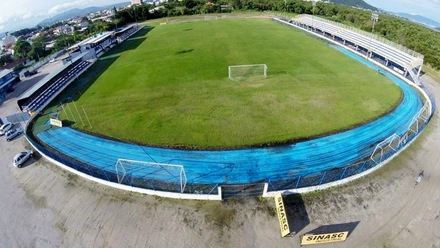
[0,69,20,102]
[131,0,143,5]
[67,25,139,59]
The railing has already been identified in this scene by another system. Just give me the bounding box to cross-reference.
[294,15,424,60]
[266,102,430,193]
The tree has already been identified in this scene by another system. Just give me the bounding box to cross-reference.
[0,54,13,66]
[13,38,32,59]
[28,36,46,61]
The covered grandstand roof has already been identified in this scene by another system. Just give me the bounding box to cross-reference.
[0,69,17,91]
[0,69,13,79]
[68,31,114,51]
[115,25,135,34]
[18,54,84,101]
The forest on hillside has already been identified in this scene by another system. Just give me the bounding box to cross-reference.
[112,0,439,70]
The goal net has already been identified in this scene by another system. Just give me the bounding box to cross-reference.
[228,64,268,81]
[115,159,187,193]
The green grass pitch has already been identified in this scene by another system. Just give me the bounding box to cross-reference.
[62,18,402,149]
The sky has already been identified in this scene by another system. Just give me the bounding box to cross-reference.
[0,0,125,34]
[0,0,439,34]
[363,0,440,23]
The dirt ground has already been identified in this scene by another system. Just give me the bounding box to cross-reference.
[1,61,440,248]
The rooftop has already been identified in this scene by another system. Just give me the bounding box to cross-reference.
[0,69,13,79]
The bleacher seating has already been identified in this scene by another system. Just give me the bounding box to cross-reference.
[282,15,424,74]
[25,60,91,112]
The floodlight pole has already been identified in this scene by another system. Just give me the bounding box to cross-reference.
[367,13,379,60]
[312,1,317,31]
[133,5,138,28]
[284,0,287,17]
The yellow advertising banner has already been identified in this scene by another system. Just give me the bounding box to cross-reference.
[49,118,63,127]
[301,231,349,245]
[274,193,290,237]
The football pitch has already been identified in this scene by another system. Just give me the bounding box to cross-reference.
[63,18,402,149]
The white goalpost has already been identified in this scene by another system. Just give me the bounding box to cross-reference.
[115,159,187,193]
[228,64,268,81]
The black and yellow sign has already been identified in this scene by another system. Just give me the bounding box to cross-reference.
[274,193,290,237]
[301,231,349,245]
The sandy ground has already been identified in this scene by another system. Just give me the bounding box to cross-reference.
[0,61,440,247]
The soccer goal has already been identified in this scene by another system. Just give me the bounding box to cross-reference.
[228,64,268,81]
[115,159,187,193]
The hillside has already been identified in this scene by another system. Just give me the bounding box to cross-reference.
[388,12,440,29]
[330,0,377,10]
[38,2,130,27]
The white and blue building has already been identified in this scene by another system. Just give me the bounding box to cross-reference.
[0,69,20,101]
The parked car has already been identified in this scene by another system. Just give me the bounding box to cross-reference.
[24,70,38,77]
[13,150,33,168]
[0,122,13,136]
[5,128,21,141]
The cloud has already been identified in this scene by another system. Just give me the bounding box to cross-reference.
[48,0,90,14]
[22,13,34,19]
[0,14,21,25]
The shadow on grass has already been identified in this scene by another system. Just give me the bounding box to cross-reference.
[36,29,157,134]
[283,193,310,235]
[270,70,287,75]
[62,119,76,127]
[32,28,157,137]
[175,49,194,55]
[120,26,154,52]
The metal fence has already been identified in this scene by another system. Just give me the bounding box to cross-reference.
[26,104,430,197]
[266,119,427,192]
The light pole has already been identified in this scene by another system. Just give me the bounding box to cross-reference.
[367,12,379,59]
[62,29,72,64]
[312,0,317,30]
[284,0,287,18]
[133,5,138,27]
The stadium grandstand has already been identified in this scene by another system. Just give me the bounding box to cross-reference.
[66,25,140,59]
[115,25,139,43]
[0,69,20,103]
[17,55,92,115]
[67,31,116,58]
[277,15,424,86]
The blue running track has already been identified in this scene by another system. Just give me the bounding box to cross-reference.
[37,46,424,185]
